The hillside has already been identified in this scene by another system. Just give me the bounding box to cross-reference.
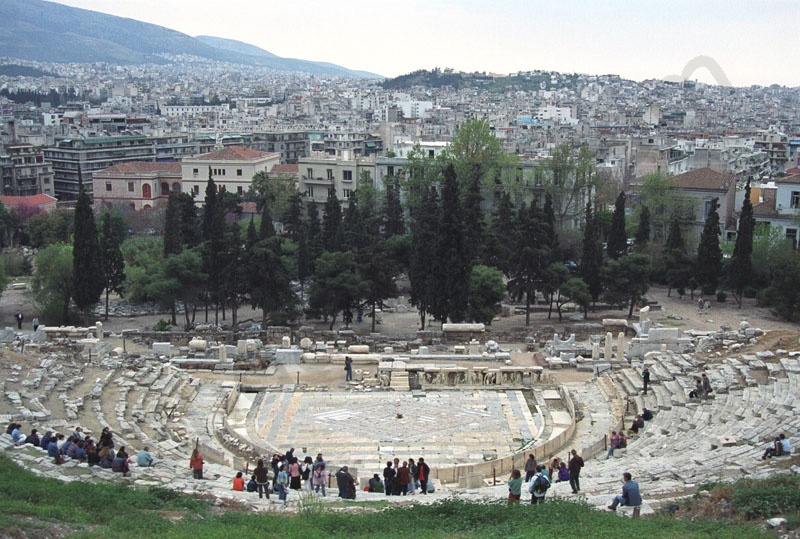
[0,0,379,78]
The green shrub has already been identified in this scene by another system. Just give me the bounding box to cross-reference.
[742,287,757,299]
[731,484,800,519]
[1,252,31,276]
[716,291,727,302]
[153,319,172,332]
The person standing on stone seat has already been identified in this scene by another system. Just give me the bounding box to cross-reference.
[642,365,650,395]
[524,454,537,482]
[568,449,584,494]
[189,448,204,479]
[312,464,327,496]
[344,356,353,381]
[417,457,431,494]
[701,373,713,399]
[408,456,419,494]
[253,459,270,499]
[383,461,395,496]
[507,469,522,503]
[396,461,411,495]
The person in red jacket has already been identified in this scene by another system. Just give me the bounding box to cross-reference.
[396,461,411,495]
[233,471,245,491]
[417,457,431,494]
[190,448,204,479]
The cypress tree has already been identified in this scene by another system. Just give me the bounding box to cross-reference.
[580,202,604,306]
[431,163,469,324]
[322,188,342,252]
[409,185,440,329]
[383,176,405,238]
[729,180,755,307]
[461,168,484,262]
[696,197,723,294]
[607,191,627,259]
[202,167,224,323]
[72,180,104,324]
[634,206,650,251]
[306,201,323,274]
[282,192,304,240]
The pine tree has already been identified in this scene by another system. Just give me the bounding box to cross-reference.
[696,197,723,294]
[607,191,627,259]
[99,213,125,320]
[72,180,104,324]
[729,180,755,307]
[634,206,650,252]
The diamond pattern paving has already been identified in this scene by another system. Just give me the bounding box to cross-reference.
[250,390,541,471]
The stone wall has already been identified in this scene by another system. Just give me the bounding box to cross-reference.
[431,385,577,484]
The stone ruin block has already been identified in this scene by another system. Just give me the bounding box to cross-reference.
[152,342,172,357]
[275,349,303,364]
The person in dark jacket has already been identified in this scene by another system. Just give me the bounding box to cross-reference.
[568,449,584,494]
[25,429,40,447]
[383,461,395,497]
[253,459,270,499]
[335,466,356,499]
[417,457,431,494]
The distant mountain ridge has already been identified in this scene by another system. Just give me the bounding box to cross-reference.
[0,0,380,78]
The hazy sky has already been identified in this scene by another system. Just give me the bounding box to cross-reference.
[51,0,799,87]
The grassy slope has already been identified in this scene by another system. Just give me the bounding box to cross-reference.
[0,454,776,539]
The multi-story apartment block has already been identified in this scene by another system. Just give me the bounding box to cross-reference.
[92,162,181,211]
[753,130,790,173]
[249,130,322,164]
[631,136,689,178]
[670,168,737,246]
[1,143,54,196]
[298,153,375,208]
[750,173,800,248]
[181,146,280,199]
[44,135,157,199]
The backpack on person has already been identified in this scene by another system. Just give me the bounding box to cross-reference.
[530,473,550,494]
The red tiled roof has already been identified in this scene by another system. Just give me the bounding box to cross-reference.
[785,167,800,175]
[0,193,57,207]
[270,164,299,174]
[777,173,800,184]
[671,168,735,191]
[99,162,181,174]
[752,199,776,217]
[195,145,273,161]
